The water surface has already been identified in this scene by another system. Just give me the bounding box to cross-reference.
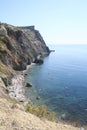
[25,44,87,125]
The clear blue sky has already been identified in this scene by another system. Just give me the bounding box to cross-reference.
[0,0,87,44]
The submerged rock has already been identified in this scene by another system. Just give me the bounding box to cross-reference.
[36,96,40,100]
[24,73,28,76]
[61,113,66,120]
[59,96,64,99]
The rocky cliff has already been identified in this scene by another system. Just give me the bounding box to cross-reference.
[0,23,50,86]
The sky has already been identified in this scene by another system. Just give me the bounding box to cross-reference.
[0,0,87,45]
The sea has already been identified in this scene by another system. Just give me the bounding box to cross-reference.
[25,44,87,125]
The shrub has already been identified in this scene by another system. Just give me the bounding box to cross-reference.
[0,36,9,43]
[25,103,57,122]
[0,43,6,52]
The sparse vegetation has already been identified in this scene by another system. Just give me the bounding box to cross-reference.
[0,36,9,43]
[25,103,57,122]
[0,38,19,66]
[0,42,6,52]
[0,62,12,76]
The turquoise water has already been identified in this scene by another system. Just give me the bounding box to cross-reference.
[25,44,87,125]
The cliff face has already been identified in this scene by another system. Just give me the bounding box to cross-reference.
[0,23,50,84]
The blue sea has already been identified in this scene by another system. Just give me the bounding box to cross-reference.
[25,44,87,125]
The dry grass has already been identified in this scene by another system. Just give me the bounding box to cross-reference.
[0,41,7,52]
[0,36,9,43]
[0,62,12,76]
[0,36,19,65]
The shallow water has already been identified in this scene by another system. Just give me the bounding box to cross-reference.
[25,44,87,125]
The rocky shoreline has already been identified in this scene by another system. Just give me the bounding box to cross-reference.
[8,74,26,101]
[8,63,35,104]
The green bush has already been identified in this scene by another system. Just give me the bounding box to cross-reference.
[0,36,9,43]
[0,43,5,51]
[25,103,57,122]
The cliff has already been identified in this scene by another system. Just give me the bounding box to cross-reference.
[0,23,50,85]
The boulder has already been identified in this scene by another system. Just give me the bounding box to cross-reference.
[61,113,66,120]
[34,58,43,64]
[26,82,32,88]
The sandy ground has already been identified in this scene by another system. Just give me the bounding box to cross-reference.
[0,95,82,130]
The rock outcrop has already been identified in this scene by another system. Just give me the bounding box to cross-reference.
[0,23,50,85]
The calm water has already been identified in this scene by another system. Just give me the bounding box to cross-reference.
[25,44,87,125]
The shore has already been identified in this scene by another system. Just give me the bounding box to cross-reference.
[8,63,35,103]
[8,74,26,102]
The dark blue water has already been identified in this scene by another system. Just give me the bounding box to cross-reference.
[25,44,87,124]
